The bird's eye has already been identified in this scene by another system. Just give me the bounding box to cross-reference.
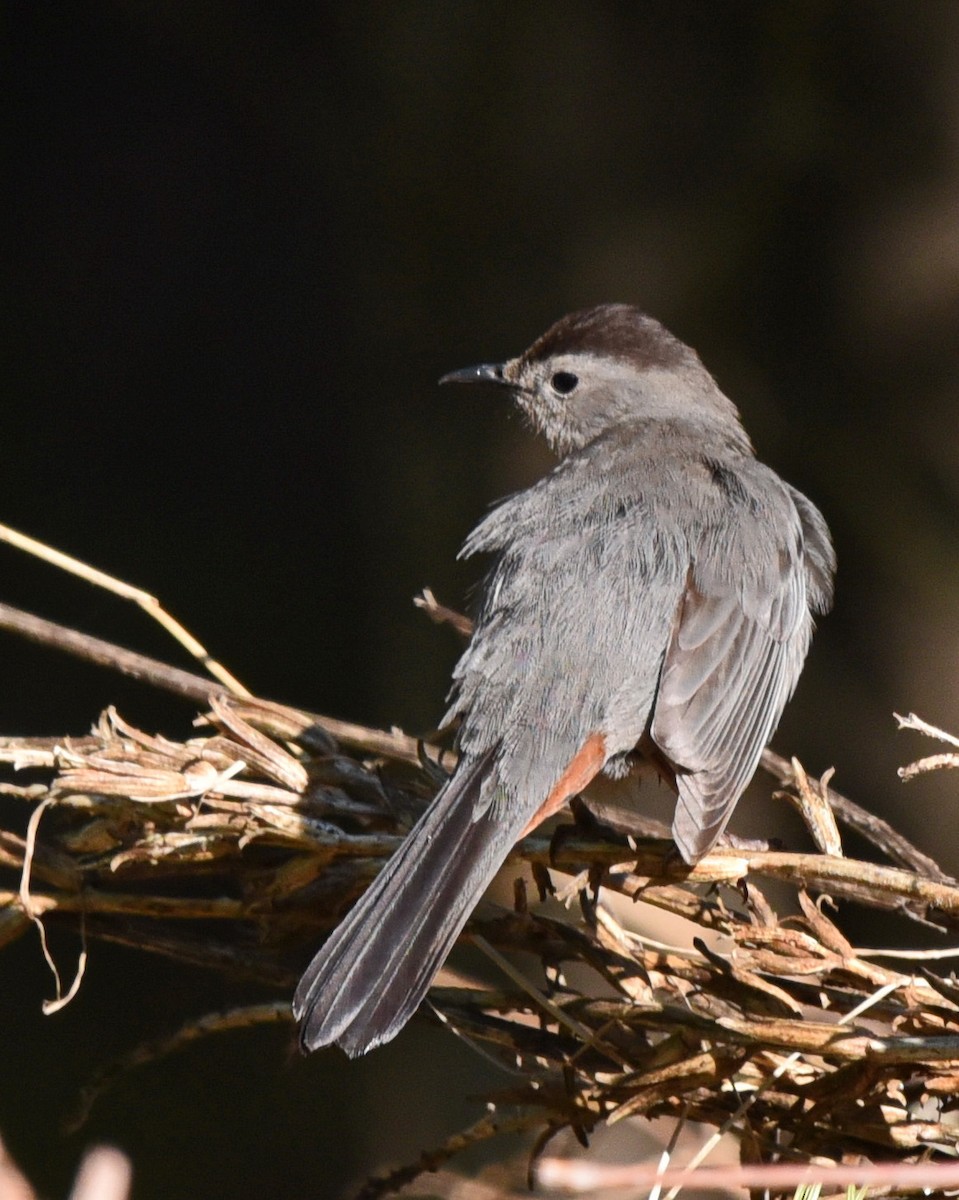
[550,371,579,395]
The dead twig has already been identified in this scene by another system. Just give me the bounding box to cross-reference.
[0,520,247,695]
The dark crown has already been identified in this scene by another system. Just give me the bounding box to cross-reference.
[522,304,700,374]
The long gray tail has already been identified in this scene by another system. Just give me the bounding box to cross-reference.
[294,750,523,1057]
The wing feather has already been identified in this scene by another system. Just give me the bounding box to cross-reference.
[652,517,813,862]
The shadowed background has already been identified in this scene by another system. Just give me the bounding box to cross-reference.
[4,3,959,1196]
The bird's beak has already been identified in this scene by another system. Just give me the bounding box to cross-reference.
[438,362,508,387]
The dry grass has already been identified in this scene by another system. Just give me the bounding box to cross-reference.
[2,681,959,1196]
[1,528,959,1197]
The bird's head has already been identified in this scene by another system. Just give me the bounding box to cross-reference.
[441,303,747,455]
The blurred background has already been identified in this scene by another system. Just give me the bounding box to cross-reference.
[4,3,959,1196]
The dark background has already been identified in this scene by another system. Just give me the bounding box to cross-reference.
[4,3,959,1197]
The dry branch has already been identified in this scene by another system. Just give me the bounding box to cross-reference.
[3,604,959,1197]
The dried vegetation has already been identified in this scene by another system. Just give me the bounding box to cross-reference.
[2,570,959,1197]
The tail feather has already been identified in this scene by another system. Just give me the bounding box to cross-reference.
[294,748,525,1057]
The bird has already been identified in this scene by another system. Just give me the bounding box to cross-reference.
[294,303,835,1057]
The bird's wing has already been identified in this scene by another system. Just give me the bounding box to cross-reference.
[650,493,813,861]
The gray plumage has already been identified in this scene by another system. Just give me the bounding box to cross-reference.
[294,303,835,1056]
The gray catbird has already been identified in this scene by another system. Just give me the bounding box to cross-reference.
[295,303,835,1057]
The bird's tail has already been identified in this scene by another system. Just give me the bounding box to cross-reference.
[294,749,523,1057]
